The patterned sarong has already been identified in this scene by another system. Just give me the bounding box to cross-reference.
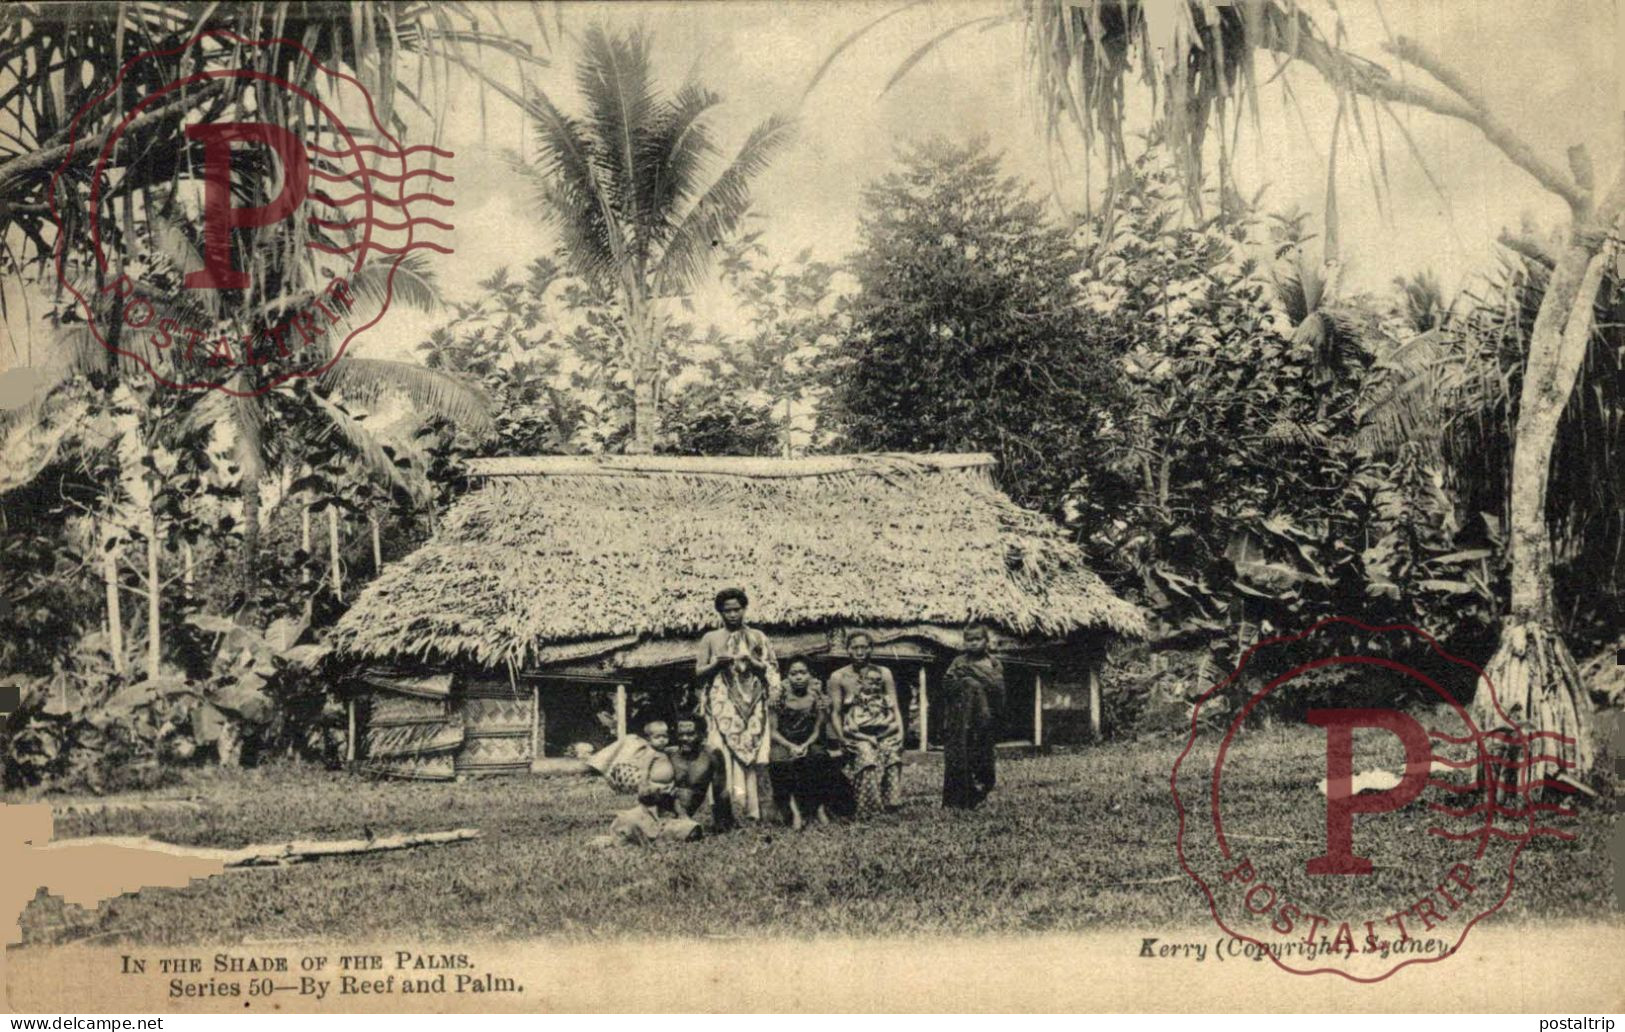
[702,628,779,820]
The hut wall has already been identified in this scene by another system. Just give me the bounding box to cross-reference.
[359,672,460,780]
[455,676,535,776]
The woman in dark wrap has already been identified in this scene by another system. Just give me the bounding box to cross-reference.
[941,622,1005,809]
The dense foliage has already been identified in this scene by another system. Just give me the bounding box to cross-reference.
[508,24,792,452]
[3,2,1619,785]
[824,137,1127,519]
[1069,148,1527,712]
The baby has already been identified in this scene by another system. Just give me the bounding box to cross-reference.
[597,719,701,846]
[639,721,677,801]
[596,720,670,794]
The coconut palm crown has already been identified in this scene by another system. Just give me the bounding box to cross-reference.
[509,24,795,453]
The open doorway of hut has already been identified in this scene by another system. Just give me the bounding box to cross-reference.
[895,662,933,751]
[892,660,1039,751]
[539,683,618,757]
[997,665,1040,746]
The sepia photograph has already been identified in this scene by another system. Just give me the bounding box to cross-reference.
[0,0,1621,1017]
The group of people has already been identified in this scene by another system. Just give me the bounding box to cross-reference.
[593,587,1008,845]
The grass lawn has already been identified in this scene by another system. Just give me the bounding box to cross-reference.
[13,727,1618,947]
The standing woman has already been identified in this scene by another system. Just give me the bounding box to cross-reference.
[768,659,836,829]
[694,587,779,824]
[941,622,1005,809]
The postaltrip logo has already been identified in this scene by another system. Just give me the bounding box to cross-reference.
[46,29,454,395]
[1172,617,1579,982]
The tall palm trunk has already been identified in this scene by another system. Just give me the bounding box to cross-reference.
[145,506,161,680]
[301,497,313,622]
[625,295,661,455]
[101,523,125,675]
[328,505,344,602]
[239,472,261,605]
[1473,174,1624,788]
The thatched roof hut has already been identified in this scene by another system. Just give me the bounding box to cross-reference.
[333,452,1146,777]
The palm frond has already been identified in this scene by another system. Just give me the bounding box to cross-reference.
[639,83,722,251]
[576,24,658,247]
[1393,269,1450,333]
[801,0,931,100]
[148,211,220,324]
[307,390,421,499]
[653,114,796,296]
[515,83,626,288]
[1355,329,1495,457]
[321,357,495,437]
[229,390,267,483]
[1262,416,1329,449]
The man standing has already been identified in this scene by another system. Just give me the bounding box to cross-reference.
[694,587,778,823]
[941,622,1005,809]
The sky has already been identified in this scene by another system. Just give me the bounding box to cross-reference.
[3,0,1620,374]
[349,0,1619,363]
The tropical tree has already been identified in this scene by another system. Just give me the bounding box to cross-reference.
[1362,246,1625,657]
[420,259,626,456]
[5,212,492,601]
[998,0,1615,781]
[508,24,795,453]
[713,232,846,457]
[826,136,1126,519]
[2,1,537,594]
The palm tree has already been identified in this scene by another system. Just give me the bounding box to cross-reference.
[1013,1,1615,783]
[0,2,548,296]
[836,0,1616,781]
[1363,251,1624,632]
[2,0,526,598]
[508,24,794,453]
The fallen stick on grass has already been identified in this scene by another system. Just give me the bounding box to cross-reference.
[38,828,481,868]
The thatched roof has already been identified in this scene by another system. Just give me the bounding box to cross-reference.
[332,452,1147,669]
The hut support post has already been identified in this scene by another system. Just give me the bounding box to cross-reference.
[1033,670,1044,748]
[1088,663,1102,740]
[531,682,542,760]
[346,698,357,764]
[614,683,628,740]
[917,666,929,752]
